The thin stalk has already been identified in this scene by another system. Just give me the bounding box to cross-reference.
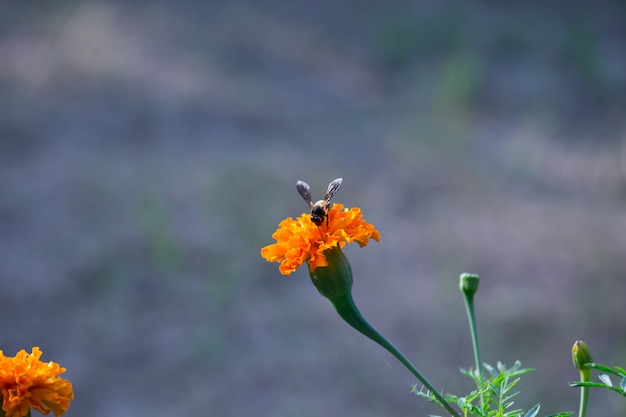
[577,383,589,417]
[459,273,483,410]
[461,291,482,375]
[577,370,590,417]
[331,294,460,417]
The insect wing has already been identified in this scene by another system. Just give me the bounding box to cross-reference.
[296,180,314,208]
[324,178,343,203]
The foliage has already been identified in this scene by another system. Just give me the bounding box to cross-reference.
[414,361,573,417]
[571,363,626,397]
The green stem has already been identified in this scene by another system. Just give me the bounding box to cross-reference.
[461,291,482,375]
[577,369,590,417]
[331,294,460,417]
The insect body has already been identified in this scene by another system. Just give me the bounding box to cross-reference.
[296,178,343,227]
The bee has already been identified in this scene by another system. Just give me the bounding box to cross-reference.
[296,178,343,227]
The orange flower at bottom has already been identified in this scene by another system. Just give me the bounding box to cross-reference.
[0,347,74,417]
[261,203,380,275]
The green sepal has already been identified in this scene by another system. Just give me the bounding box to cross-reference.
[572,340,593,372]
[459,273,480,296]
[308,246,353,301]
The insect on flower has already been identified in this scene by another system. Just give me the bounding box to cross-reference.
[296,178,343,227]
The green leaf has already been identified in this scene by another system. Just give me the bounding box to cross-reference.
[588,363,622,377]
[598,374,613,386]
[571,381,626,396]
[523,403,540,417]
[483,363,497,377]
[571,381,611,388]
[614,366,626,375]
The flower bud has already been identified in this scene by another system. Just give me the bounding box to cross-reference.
[308,245,353,301]
[572,340,593,371]
[459,273,480,296]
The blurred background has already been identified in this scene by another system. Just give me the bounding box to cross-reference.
[1,1,625,416]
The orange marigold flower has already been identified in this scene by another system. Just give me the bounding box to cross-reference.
[0,347,74,417]
[261,203,380,275]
